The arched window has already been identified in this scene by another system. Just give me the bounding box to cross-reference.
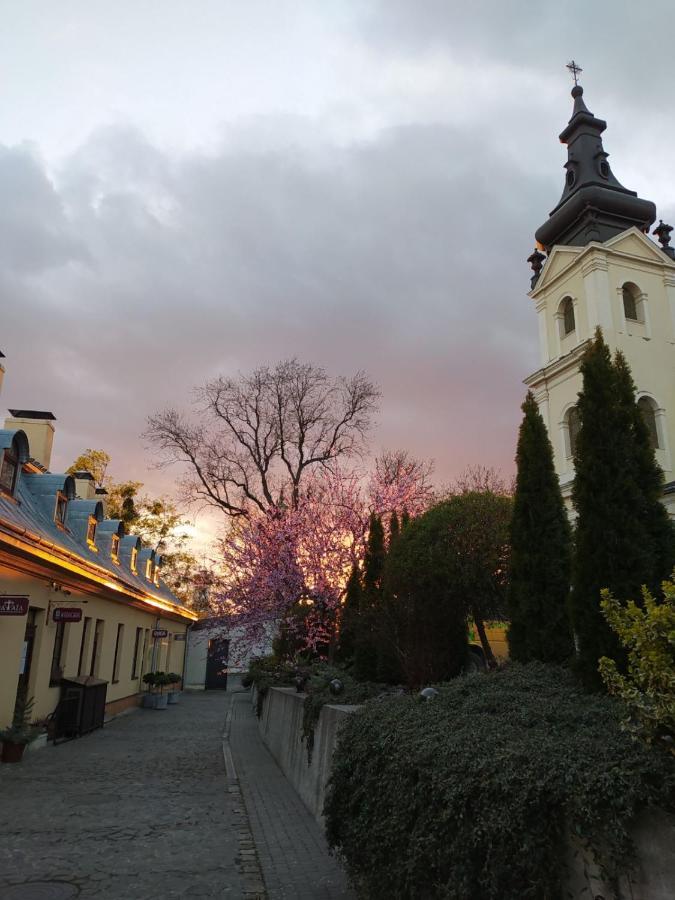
[566,406,581,458]
[561,297,575,336]
[637,396,660,450]
[622,283,641,322]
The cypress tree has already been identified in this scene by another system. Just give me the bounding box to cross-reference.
[337,563,362,662]
[508,391,573,663]
[613,351,675,588]
[355,514,385,681]
[389,511,400,544]
[401,509,410,529]
[571,329,651,688]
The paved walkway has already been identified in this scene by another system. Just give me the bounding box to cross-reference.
[227,693,354,900]
[0,692,354,900]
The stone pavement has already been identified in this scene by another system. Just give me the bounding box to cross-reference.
[0,691,355,900]
[226,693,354,900]
[0,693,246,900]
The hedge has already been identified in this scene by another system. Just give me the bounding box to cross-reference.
[324,663,675,899]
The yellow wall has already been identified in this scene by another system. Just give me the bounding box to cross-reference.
[0,564,189,727]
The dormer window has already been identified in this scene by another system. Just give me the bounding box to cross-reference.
[55,491,68,526]
[130,546,138,574]
[86,516,98,549]
[0,450,18,494]
[111,534,120,563]
[153,566,161,587]
[145,558,153,580]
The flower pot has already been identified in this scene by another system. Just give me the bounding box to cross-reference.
[155,693,169,709]
[142,692,158,709]
[167,690,180,704]
[1,740,27,763]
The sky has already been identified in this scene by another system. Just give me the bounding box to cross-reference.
[2,1,675,543]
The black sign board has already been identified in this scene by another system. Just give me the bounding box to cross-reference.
[174,633,186,642]
[0,596,29,616]
[53,607,83,623]
[152,628,168,639]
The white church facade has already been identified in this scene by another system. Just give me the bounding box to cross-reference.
[524,78,675,517]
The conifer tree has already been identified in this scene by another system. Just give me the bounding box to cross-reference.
[508,391,573,663]
[337,563,362,662]
[571,329,652,688]
[613,352,675,588]
[401,509,410,528]
[355,514,385,681]
[389,511,400,544]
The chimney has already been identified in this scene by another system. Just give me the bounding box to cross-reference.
[0,352,5,397]
[4,410,56,471]
[72,471,97,500]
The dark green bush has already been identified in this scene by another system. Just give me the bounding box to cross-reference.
[325,663,675,899]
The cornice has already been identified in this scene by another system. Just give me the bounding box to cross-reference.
[524,339,590,388]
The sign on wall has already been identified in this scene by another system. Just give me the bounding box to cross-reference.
[0,596,29,616]
[53,607,83,623]
[174,633,186,642]
[152,628,168,639]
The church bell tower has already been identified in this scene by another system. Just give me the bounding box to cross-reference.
[525,68,675,515]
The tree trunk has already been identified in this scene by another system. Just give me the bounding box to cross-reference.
[473,613,497,669]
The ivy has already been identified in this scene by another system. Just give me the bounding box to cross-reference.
[324,663,675,899]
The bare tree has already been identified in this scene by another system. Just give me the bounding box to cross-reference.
[146,359,380,519]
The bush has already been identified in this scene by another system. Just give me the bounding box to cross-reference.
[325,663,674,900]
[599,581,675,753]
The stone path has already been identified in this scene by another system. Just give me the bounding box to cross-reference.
[0,691,354,900]
[226,693,354,900]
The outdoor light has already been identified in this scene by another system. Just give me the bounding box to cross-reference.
[329,678,343,696]
[419,687,439,701]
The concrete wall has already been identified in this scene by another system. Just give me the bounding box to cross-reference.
[258,685,675,898]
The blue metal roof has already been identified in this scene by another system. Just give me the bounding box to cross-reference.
[0,430,190,614]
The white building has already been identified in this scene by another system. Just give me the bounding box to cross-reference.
[525,80,675,516]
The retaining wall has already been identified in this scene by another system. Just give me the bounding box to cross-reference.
[257,685,675,899]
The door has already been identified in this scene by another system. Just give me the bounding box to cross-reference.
[205,638,229,690]
[17,609,37,697]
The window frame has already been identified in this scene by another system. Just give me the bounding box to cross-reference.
[130,546,138,574]
[562,298,576,336]
[50,620,66,685]
[54,491,68,527]
[0,449,18,495]
[111,534,120,564]
[112,623,124,684]
[132,626,143,679]
[86,515,98,549]
[637,396,660,450]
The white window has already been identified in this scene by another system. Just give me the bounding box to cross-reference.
[130,546,138,574]
[561,297,575,336]
[111,534,120,563]
[637,396,660,450]
[622,282,643,323]
[565,406,581,459]
[55,491,68,526]
[86,516,97,548]
[0,450,18,494]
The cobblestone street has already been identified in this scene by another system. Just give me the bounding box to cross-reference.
[0,692,353,900]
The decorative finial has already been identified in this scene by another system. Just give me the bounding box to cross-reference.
[566,60,583,87]
[653,220,675,259]
[527,248,546,289]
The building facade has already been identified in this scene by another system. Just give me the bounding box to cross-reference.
[525,81,675,515]
[0,358,197,729]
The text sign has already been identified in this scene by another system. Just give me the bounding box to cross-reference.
[152,628,168,639]
[174,633,186,642]
[53,607,83,623]
[0,596,29,616]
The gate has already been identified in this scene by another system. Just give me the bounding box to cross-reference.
[205,638,230,690]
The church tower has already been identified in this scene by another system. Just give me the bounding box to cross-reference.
[525,71,675,515]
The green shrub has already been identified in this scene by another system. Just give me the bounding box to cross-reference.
[599,581,675,753]
[246,655,297,716]
[325,663,674,899]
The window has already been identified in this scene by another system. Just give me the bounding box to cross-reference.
[561,297,575,336]
[154,566,161,587]
[132,626,142,678]
[111,534,120,563]
[145,558,153,580]
[566,406,581,458]
[622,283,641,322]
[55,491,68,526]
[50,621,66,685]
[112,624,124,683]
[89,619,104,677]
[130,546,138,574]
[77,617,91,676]
[0,449,18,494]
[638,397,660,450]
[86,516,97,548]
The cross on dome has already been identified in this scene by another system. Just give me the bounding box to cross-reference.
[566,60,583,86]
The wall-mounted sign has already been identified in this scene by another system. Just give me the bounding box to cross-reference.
[174,633,186,642]
[152,628,168,639]
[53,607,83,623]
[0,596,29,616]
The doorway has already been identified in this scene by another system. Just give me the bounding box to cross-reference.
[16,608,38,701]
[205,637,230,690]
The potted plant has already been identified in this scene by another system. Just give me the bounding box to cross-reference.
[166,673,182,704]
[141,672,170,709]
[1,695,42,763]
[142,671,158,708]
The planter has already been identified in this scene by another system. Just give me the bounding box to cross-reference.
[142,692,157,709]
[167,690,181,705]
[1,740,27,764]
[26,733,49,754]
[155,693,169,710]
